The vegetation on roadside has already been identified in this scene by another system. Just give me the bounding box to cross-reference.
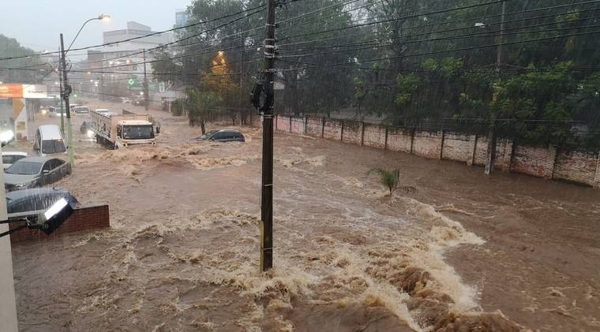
[367,168,417,196]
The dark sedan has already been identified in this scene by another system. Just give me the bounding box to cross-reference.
[190,129,245,143]
[6,187,79,220]
[4,157,71,191]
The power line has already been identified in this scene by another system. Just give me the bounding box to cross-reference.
[0,4,266,62]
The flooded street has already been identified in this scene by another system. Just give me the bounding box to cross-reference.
[10,103,600,331]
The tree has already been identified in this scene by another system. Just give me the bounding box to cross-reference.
[0,34,45,83]
[185,87,222,134]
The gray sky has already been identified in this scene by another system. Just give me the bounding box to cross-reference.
[0,0,192,52]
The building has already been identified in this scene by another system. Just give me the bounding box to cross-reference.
[78,22,172,101]
[175,10,189,28]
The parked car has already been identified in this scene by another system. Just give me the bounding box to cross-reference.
[4,156,71,192]
[0,128,15,147]
[48,106,67,118]
[73,106,90,115]
[2,151,28,170]
[95,109,113,117]
[6,187,79,220]
[190,129,245,143]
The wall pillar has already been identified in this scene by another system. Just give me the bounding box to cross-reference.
[0,149,19,332]
[594,153,600,189]
[467,134,477,166]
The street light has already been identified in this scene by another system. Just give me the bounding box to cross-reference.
[60,14,110,167]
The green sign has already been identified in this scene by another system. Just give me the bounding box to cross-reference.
[128,79,136,86]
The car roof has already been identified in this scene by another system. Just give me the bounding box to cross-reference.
[6,187,69,201]
[216,129,243,133]
[2,151,27,156]
[15,156,57,163]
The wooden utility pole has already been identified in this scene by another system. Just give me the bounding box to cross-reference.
[485,0,506,175]
[260,0,277,272]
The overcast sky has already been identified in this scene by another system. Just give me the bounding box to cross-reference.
[0,0,192,52]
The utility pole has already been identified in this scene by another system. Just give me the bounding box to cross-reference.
[485,0,506,175]
[59,34,75,167]
[260,0,277,272]
[240,34,245,124]
[58,47,65,134]
[143,49,149,111]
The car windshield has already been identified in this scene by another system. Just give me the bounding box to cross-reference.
[42,140,66,154]
[200,130,218,140]
[6,161,43,175]
[122,125,154,139]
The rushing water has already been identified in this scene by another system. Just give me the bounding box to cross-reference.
[10,106,600,331]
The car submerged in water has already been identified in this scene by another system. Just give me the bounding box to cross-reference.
[6,187,79,219]
[190,129,245,143]
[3,156,71,192]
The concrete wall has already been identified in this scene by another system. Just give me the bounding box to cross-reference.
[511,145,556,178]
[306,117,323,137]
[291,117,305,135]
[442,132,474,163]
[387,128,413,153]
[263,115,600,188]
[9,204,110,244]
[363,124,386,149]
[341,121,362,145]
[0,167,18,331]
[412,131,442,159]
[323,118,342,141]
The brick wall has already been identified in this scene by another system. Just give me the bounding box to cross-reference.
[442,132,474,163]
[511,145,556,178]
[323,119,342,141]
[363,124,386,149]
[291,117,305,135]
[412,131,442,159]
[306,117,322,137]
[275,115,290,132]
[341,121,362,145]
[255,115,600,188]
[387,128,413,153]
[553,150,598,186]
[9,204,110,244]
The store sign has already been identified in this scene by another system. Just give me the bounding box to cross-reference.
[0,84,47,98]
[0,84,23,98]
[22,84,47,98]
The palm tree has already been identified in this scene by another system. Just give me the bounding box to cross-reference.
[367,168,400,194]
[367,168,416,196]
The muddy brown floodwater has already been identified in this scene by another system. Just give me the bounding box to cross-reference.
[10,102,600,332]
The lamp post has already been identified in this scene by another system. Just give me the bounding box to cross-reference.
[60,14,110,167]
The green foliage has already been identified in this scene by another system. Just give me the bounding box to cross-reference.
[149,0,600,150]
[171,99,185,116]
[395,74,420,106]
[368,168,400,194]
[0,34,44,83]
[185,87,222,128]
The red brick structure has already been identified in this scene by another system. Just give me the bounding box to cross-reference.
[9,204,110,244]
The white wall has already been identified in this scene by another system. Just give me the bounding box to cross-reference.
[0,154,19,332]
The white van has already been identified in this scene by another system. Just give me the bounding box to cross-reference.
[33,125,67,156]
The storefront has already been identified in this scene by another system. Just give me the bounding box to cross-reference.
[0,84,48,140]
